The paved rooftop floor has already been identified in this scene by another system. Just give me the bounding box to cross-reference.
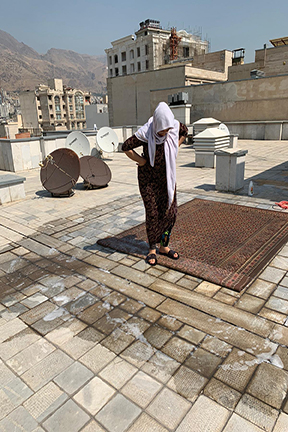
[0,140,288,431]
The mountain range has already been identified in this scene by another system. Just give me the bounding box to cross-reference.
[0,29,107,95]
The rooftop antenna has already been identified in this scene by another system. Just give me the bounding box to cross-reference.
[40,148,80,197]
[80,156,112,189]
[65,131,90,158]
[94,126,119,159]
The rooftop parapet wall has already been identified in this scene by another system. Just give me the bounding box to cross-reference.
[150,74,288,126]
[0,132,98,172]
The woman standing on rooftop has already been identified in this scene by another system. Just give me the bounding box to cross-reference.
[122,102,188,265]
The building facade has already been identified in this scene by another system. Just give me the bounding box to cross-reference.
[107,50,232,126]
[105,19,209,78]
[228,39,288,81]
[20,79,91,133]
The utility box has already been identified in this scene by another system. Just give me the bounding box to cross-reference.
[215,148,248,192]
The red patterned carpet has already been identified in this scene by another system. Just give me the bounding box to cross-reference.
[98,199,288,291]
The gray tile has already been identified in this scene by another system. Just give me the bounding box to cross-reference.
[235,394,278,432]
[122,371,162,408]
[223,413,265,432]
[204,378,241,410]
[54,361,93,395]
[147,388,191,429]
[167,366,207,402]
[1,376,33,406]
[24,381,68,422]
[43,399,90,432]
[0,406,38,432]
[74,376,115,415]
[247,363,288,408]
[96,394,141,432]
[178,396,230,431]
[21,350,73,391]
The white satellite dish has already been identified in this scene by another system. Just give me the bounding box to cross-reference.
[65,131,90,157]
[96,127,119,153]
[218,123,230,135]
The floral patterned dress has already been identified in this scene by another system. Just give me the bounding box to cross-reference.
[122,122,188,249]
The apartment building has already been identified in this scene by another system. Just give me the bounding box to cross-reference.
[20,79,91,133]
[105,19,209,78]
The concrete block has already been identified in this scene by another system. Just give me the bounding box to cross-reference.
[21,144,32,170]
[215,149,248,192]
[170,105,191,125]
[0,187,11,204]
[9,184,26,202]
[11,143,23,171]
[195,151,215,168]
[264,123,282,140]
[282,123,288,140]
[229,135,238,148]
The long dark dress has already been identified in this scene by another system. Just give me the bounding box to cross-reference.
[122,122,188,249]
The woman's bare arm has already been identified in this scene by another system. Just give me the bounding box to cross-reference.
[124,150,147,166]
[178,136,186,147]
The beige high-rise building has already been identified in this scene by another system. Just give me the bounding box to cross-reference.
[105,19,209,78]
[20,79,91,133]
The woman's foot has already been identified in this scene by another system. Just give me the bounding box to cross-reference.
[146,249,157,266]
[159,246,179,260]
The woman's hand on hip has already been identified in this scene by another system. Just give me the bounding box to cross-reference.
[137,157,147,167]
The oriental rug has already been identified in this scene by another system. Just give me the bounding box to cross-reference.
[98,199,288,291]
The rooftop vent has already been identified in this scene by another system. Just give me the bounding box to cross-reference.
[250,69,265,79]
[139,19,161,30]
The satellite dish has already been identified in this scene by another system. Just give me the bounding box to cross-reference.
[40,148,80,197]
[65,131,90,157]
[80,156,112,188]
[218,123,230,135]
[96,127,119,153]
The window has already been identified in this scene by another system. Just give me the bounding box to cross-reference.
[115,67,119,76]
[130,64,135,73]
[39,115,42,119]
[56,113,61,120]
[48,95,52,100]
[38,106,41,110]
[55,96,61,113]
[68,96,73,103]
[109,56,112,65]
[110,69,113,77]
[69,105,73,112]
[75,92,84,119]
[130,50,134,60]
[121,51,126,62]
[146,60,149,70]
[137,47,140,57]
[114,54,118,63]
[137,62,141,72]
[50,114,54,119]
[36,96,40,101]
[183,47,189,58]
[122,65,127,75]
[144,31,148,36]
[70,114,74,119]
[145,44,149,55]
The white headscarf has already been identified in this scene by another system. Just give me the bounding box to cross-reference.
[135,102,179,208]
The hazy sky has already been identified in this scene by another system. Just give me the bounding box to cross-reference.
[1,0,288,62]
